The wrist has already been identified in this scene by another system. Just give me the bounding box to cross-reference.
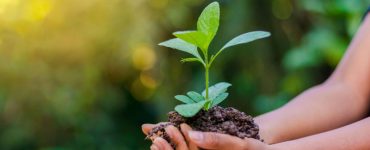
[255,116,283,144]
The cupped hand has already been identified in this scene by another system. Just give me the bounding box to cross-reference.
[142,123,277,150]
[142,123,198,150]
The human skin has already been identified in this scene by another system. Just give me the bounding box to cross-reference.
[142,13,370,150]
[257,13,370,144]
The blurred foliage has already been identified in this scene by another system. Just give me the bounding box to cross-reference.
[0,0,368,149]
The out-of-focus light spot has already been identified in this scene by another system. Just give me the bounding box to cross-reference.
[131,79,154,101]
[0,0,52,35]
[272,0,293,20]
[29,0,52,21]
[132,44,157,71]
[140,72,158,89]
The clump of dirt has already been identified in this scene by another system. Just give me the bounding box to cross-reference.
[146,106,261,148]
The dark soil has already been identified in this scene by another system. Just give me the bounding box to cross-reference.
[146,106,262,148]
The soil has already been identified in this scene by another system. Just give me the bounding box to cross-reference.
[146,106,262,148]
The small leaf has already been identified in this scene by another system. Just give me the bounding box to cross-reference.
[211,93,229,107]
[180,58,201,64]
[159,38,202,60]
[175,101,207,117]
[187,91,204,102]
[202,82,232,100]
[173,31,208,51]
[197,1,220,49]
[174,95,195,104]
[221,31,270,50]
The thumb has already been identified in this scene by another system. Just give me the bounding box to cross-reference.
[188,131,247,149]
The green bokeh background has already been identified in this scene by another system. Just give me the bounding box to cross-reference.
[0,0,368,149]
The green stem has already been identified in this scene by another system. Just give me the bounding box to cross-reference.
[200,47,211,110]
[205,48,209,98]
[204,48,211,110]
[205,65,209,100]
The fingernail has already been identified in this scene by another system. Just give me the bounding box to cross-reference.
[189,131,203,142]
[150,145,159,150]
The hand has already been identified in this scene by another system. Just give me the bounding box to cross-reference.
[142,123,198,150]
[142,123,277,150]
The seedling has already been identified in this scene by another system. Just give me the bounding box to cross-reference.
[159,1,270,117]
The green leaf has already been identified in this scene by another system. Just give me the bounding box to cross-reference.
[173,31,208,51]
[202,82,232,100]
[187,91,204,102]
[174,95,195,104]
[180,58,202,64]
[197,1,220,49]
[211,92,229,107]
[158,38,202,60]
[175,101,207,117]
[221,31,271,50]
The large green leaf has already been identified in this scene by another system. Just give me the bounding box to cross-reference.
[187,91,204,102]
[174,95,195,104]
[173,31,208,51]
[175,101,207,117]
[197,1,220,49]
[221,31,271,51]
[202,82,232,100]
[211,92,229,107]
[158,38,202,60]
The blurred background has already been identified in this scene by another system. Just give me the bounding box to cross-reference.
[0,0,368,149]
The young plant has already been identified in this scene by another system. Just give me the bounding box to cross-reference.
[159,1,270,117]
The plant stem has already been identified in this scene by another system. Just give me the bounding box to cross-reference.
[204,48,211,110]
[205,65,209,100]
[201,47,211,110]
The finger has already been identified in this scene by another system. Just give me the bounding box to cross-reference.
[150,144,159,150]
[188,131,247,149]
[165,125,188,150]
[142,122,167,135]
[153,137,173,150]
[142,124,156,135]
[180,124,198,150]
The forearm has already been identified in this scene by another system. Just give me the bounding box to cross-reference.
[256,13,370,144]
[255,82,369,144]
[272,116,370,150]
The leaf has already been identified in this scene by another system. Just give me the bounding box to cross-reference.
[202,82,232,100]
[211,93,229,107]
[174,95,195,104]
[197,1,220,49]
[180,58,202,64]
[175,101,207,117]
[158,38,202,60]
[187,91,204,102]
[173,31,208,51]
[221,31,271,50]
